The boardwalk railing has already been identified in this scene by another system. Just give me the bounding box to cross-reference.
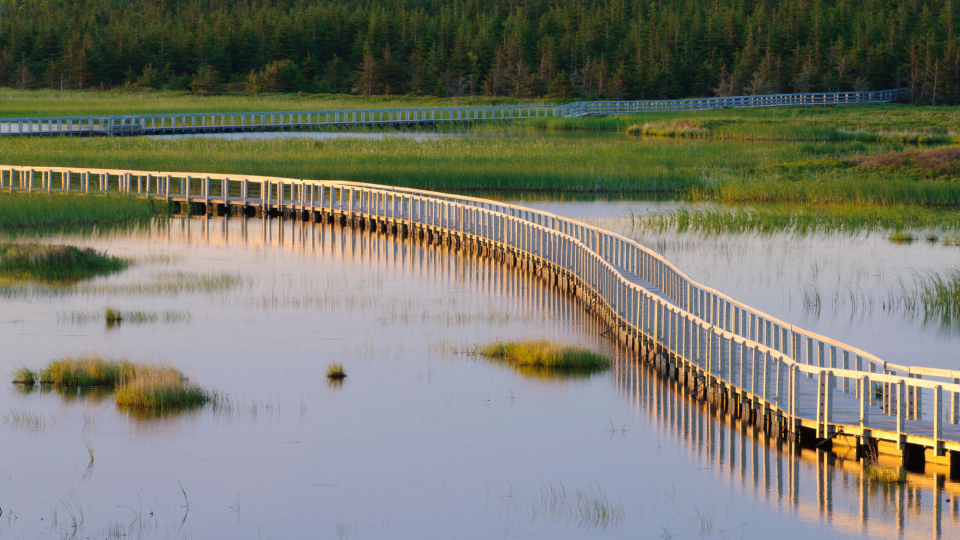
[4,161,957,463]
[0,89,909,137]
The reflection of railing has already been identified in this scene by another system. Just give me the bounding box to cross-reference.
[0,89,909,137]
[614,357,960,537]
[3,162,958,466]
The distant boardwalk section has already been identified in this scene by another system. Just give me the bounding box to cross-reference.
[4,160,957,477]
[0,89,908,137]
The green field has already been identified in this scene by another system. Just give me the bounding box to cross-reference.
[0,90,557,119]
[0,95,958,233]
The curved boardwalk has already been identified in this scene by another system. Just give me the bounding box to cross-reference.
[0,89,907,137]
[4,163,958,476]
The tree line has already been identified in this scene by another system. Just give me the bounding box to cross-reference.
[0,0,957,103]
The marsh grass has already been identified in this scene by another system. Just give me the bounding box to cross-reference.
[113,370,211,410]
[522,482,624,530]
[522,105,960,142]
[77,271,251,295]
[2,409,56,431]
[59,308,193,325]
[326,362,346,379]
[0,89,557,118]
[12,366,38,385]
[633,204,960,234]
[482,340,610,371]
[0,242,128,283]
[0,193,162,230]
[889,231,916,244]
[14,355,212,410]
[0,131,907,195]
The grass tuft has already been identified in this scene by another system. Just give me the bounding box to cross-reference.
[0,193,162,231]
[12,367,38,385]
[889,231,916,244]
[326,362,347,379]
[0,242,128,283]
[114,370,212,410]
[482,340,610,371]
[13,355,212,410]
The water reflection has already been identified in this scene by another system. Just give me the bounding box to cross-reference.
[1,214,957,538]
[613,351,960,538]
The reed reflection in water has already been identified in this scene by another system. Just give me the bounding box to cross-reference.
[0,214,957,538]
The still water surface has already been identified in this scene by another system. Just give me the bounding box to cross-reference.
[512,199,960,372]
[1,216,957,539]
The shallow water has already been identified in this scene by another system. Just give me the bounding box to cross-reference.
[507,199,960,371]
[1,216,957,539]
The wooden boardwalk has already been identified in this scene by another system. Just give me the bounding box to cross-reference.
[0,89,908,137]
[4,161,958,476]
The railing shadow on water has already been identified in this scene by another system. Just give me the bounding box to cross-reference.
[181,213,960,538]
[5,159,960,510]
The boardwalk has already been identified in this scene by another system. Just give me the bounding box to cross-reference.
[0,89,908,137]
[3,162,957,475]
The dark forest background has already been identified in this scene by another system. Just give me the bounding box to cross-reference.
[0,0,957,103]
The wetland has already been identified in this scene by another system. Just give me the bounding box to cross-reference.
[3,102,960,538]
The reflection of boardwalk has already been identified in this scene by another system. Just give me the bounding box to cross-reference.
[0,89,908,137]
[3,162,959,480]
[613,356,960,538]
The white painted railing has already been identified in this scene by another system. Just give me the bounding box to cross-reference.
[3,160,955,455]
[0,89,909,137]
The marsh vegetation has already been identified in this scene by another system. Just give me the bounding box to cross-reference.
[482,340,610,372]
[0,193,163,230]
[13,356,212,410]
[0,242,128,283]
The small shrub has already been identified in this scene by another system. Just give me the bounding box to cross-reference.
[105,307,123,323]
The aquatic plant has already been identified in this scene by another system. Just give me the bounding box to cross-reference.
[326,362,346,379]
[632,204,960,234]
[482,340,610,371]
[14,355,212,410]
[11,367,38,385]
[114,370,212,409]
[0,193,162,230]
[0,242,128,282]
[2,409,55,431]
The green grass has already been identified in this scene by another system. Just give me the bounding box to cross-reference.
[0,192,163,231]
[326,362,346,379]
[14,355,212,410]
[520,104,960,142]
[482,340,610,371]
[0,134,910,194]
[11,367,38,385]
[0,242,128,283]
[0,89,559,118]
[632,204,960,234]
[113,370,211,410]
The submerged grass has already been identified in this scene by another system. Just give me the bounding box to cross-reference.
[2,409,56,431]
[59,308,193,325]
[0,242,128,283]
[482,340,610,371]
[14,355,212,410]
